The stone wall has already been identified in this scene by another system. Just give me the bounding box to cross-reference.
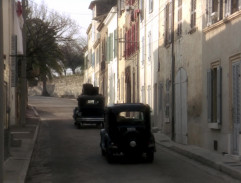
[28,75,84,98]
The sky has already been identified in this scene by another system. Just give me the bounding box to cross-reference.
[32,0,93,37]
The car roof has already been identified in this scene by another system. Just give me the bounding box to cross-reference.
[78,95,104,100]
[107,103,149,112]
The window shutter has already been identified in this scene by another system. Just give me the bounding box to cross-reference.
[217,66,222,124]
[11,35,17,87]
[207,0,212,25]
[225,0,231,16]
[164,4,168,45]
[110,33,113,61]
[114,29,117,58]
[207,69,212,122]
[107,36,110,62]
[124,32,127,58]
[135,21,138,51]
[168,2,172,42]
[142,36,145,65]
[191,0,196,28]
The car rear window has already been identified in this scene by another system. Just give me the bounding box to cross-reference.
[117,111,144,123]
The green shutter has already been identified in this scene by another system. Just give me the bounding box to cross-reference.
[114,29,117,58]
[107,36,110,62]
[207,69,212,122]
[110,33,113,61]
[217,66,222,124]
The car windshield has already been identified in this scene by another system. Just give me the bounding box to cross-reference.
[116,111,145,124]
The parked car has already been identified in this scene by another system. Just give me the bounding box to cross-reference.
[100,103,156,163]
[73,83,105,128]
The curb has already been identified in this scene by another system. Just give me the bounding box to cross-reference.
[23,106,40,183]
[156,141,241,181]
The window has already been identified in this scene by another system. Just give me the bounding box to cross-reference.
[140,0,144,20]
[231,0,239,14]
[165,2,172,45]
[159,83,163,111]
[96,47,99,65]
[141,86,145,103]
[207,0,223,25]
[110,33,113,61]
[119,28,122,59]
[207,65,222,124]
[148,31,152,62]
[177,0,182,36]
[148,85,152,107]
[141,36,145,65]
[114,29,117,58]
[92,52,95,67]
[149,0,153,13]
[191,0,196,29]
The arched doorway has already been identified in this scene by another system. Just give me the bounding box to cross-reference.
[175,68,188,144]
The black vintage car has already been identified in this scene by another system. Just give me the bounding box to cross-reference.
[100,103,156,163]
[73,84,105,128]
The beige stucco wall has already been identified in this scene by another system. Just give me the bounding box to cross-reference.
[158,0,204,144]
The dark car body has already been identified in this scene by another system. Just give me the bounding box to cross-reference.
[100,103,156,163]
[73,95,105,128]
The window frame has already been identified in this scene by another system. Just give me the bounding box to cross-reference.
[207,63,222,125]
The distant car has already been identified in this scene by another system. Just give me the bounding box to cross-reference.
[73,94,105,128]
[100,103,156,163]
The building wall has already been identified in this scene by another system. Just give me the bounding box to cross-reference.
[158,0,204,143]
[105,7,117,105]
[117,6,126,104]
[203,7,241,154]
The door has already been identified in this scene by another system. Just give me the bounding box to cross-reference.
[175,68,188,144]
[232,62,240,155]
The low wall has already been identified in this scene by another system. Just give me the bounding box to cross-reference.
[28,75,84,98]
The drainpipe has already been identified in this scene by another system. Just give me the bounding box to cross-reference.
[0,0,4,181]
[117,2,119,103]
[171,0,175,140]
[20,0,26,126]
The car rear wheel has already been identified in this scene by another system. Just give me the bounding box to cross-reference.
[106,149,114,163]
[146,151,154,163]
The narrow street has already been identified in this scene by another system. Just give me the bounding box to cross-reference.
[26,96,241,183]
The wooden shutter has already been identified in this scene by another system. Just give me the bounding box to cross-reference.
[135,21,138,51]
[177,0,182,35]
[11,35,17,87]
[114,29,117,58]
[191,0,196,28]
[207,69,212,122]
[124,32,127,59]
[217,66,222,124]
[107,36,110,62]
[110,33,113,61]
[142,36,145,65]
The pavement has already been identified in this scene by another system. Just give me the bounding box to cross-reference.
[3,106,241,182]
[3,105,40,183]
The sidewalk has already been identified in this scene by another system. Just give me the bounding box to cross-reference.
[154,132,241,181]
[3,106,40,183]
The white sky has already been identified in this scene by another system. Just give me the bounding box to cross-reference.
[32,0,93,37]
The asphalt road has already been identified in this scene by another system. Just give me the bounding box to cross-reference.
[26,96,241,183]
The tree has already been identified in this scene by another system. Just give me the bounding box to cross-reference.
[60,39,85,75]
[26,1,83,95]
[26,17,63,95]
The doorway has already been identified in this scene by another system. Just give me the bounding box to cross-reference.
[175,68,188,144]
